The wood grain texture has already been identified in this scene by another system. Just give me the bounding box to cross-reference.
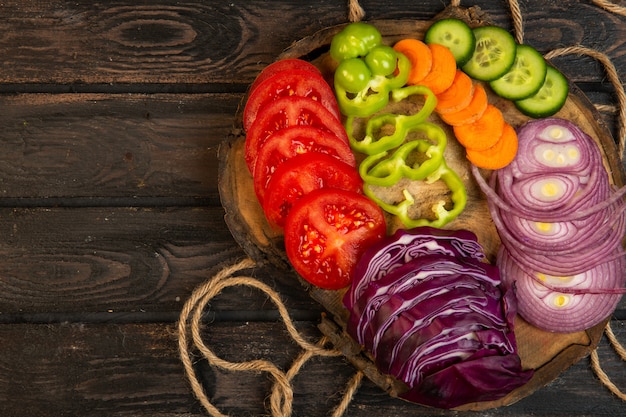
[0,93,239,200]
[0,0,623,415]
[0,1,621,86]
[0,321,624,417]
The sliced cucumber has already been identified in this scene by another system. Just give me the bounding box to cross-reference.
[515,66,569,118]
[489,44,547,100]
[424,18,476,67]
[462,26,517,82]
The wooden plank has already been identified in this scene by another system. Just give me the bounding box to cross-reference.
[0,321,624,417]
[0,206,323,316]
[0,93,239,200]
[0,1,622,85]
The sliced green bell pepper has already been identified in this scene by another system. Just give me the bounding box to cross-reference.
[346,85,437,155]
[359,121,447,186]
[363,160,467,228]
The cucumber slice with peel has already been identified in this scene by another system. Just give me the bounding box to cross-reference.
[515,66,569,118]
[424,18,476,67]
[490,44,547,100]
[462,26,517,82]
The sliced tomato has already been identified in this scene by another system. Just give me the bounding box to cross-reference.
[253,125,356,204]
[284,188,386,290]
[243,69,341,132]
[262,152,363,229]
[249,59,322,93]
[244,95,349,173]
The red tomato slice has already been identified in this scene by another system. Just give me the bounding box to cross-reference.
[253,125,356,204]
[262,152,363,229]
[284,188,386,290]
[249,59,322,93]
[243,69,341,132]
[244,95,349,173]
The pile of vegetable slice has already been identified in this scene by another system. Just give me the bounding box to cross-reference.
[472,118,626,332]
[243,58,387,290]
[344,227,533,409]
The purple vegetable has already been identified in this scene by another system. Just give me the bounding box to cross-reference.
[343,227,532,409]
[471,118,626,332]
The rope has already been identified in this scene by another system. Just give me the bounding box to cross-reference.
[590,323,626,401]
[178,258,363,417]
[544,45,626,160]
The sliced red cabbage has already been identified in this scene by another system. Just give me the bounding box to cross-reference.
[343,227,532,409]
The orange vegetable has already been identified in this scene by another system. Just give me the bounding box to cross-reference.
[393,38,432,85]
[453,104,505,151]
[435,69,474,114]
[466,122,518,170]
[439,83,489,126]
[416,43,457,95]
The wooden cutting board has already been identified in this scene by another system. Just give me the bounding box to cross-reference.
[218,5,625,411]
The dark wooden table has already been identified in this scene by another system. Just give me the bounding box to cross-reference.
[0,1,624,416]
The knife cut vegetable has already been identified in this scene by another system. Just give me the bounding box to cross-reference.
[489,44,547,101]
[424,18,476,67]
[515,65,569,118]
[471,118,626,332]
[343,227,533,409]
[462,25,517,81]
[393,38,433,85]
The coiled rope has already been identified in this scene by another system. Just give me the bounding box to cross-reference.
[179,0,626,414]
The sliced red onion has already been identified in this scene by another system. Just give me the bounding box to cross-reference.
[471,117,626,332]
[498,247,624,332]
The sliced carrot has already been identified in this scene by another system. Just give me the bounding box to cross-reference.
[393,38,432,85]
[453,104,505,151]
[466,122,518,170]
[417,43,457,95]
[439,83,489,127]
[435,69,474,114]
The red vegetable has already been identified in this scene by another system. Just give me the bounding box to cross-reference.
[262,152,363,229]
[284,188,386,290]
[243,68,340,132]
[252,125,356,204]
[343,227,532,409]
[471,118,626,332]
[244,95,349,173]
[249,58,322,93]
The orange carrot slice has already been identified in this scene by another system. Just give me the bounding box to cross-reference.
[393,38,432,85]
[439,83,489,126]
[453,104,505,151]
[435,69,474,114]
[417,43,457,95]
[466,122,518,170]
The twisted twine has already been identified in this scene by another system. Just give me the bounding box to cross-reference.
[180,1,626,414]
[178,258,362,417]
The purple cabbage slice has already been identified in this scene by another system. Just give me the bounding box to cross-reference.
[343,226,532,409]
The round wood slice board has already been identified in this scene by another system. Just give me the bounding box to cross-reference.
[218,5,625,411]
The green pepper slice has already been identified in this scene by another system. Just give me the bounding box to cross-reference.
[359,122,447,186]
[346,84,437,154]
[363,160,467,228]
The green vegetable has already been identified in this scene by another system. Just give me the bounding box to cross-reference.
[331,22,411,118]
[334,52,411,117]
[330,22,383,62]
[363,160,467,228]
[364,45,398,76]
[514,65,569,118]
[462,25,517,81]
[489,44,547,101]
[345,85,437,155]
[359,121,446,186]
[424,18,476,67]
[335,58,372,93]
